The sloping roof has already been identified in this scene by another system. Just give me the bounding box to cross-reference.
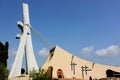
[42,45,120,79]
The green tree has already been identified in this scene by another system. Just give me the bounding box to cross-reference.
[0,41,9,67]
[0,41,9,80]
[29,68,53,80]
[0,63,9,80]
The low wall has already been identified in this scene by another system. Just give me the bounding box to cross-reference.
[8,76,32,80]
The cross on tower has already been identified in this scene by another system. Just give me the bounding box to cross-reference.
[81,65,92,79]
[9,3,38,78]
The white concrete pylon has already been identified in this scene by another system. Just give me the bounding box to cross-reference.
[9,3,38,78]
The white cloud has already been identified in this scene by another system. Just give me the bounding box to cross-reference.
[38,48,49,57]
[80,46,94,57]
[96,45,120,58]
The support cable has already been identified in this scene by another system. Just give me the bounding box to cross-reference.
[31,28,54,50]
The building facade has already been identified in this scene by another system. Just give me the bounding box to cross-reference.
[42,45,120,79]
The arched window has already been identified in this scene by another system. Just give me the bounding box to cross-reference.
[47,66,53,78]
[57,69,64,78]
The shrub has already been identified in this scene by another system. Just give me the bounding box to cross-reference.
[29,68,52,80]
[0,63,9,80]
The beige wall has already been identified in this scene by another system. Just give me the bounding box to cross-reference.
[42,45,120,79]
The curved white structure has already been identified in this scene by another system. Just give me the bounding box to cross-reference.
[9,3,38,78]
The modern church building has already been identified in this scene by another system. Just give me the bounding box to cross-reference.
[9,3,120,80]
[42,45,120,79]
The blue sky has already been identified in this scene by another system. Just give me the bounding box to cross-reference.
[0,0,120,70]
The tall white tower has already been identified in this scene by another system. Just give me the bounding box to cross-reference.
[9,3,38,78]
